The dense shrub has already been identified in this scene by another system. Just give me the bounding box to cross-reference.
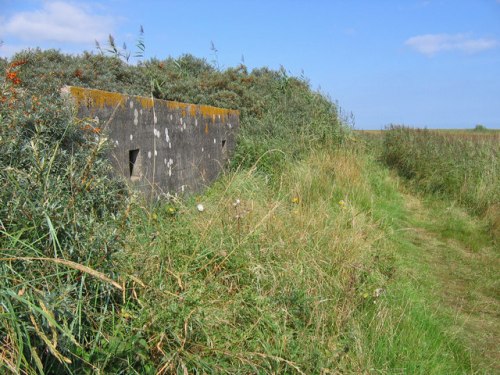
[0,52,129,372]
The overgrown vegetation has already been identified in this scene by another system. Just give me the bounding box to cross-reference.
[113,149,392,372]
[3,49,346,175]
[0,49,349,372]
[382,125,499,238]
[0,54,128,372]
[1,49,497,373]
[113,148,484,373]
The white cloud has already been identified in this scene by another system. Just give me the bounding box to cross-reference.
[1,1,115,44]
[405,33,498,56]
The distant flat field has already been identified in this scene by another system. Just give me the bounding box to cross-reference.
[355,129,500,134]
[355,129,500,139]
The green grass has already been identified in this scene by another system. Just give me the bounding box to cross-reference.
[345,158,478,374]
[361,126,499,373]
[2,50,498,373]
[114,149,392,373]
[106,147,495,373]
[395,194,499,373]
[2,134,496,372]
[381,125,500,239]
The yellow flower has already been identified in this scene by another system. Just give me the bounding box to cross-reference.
[338,200,346,207]
[292,196,300,204]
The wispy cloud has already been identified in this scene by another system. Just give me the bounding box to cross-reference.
[405,33,498,56]
[0,1,115,44]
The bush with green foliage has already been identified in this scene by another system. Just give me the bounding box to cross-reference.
[1,53,130,372]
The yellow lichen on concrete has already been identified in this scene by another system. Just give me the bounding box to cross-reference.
[67,86,240,122]
[197,104,239,122]
[166,101,196,118]
[69,86,126,109]
[166,100,239,122]
[137,96,155,109]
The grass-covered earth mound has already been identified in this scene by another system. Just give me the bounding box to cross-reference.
[1,49,497,374]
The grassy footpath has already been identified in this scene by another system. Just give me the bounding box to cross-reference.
[357,128,499,374]
[381,126,499,238]
[400,192,499,373]
[370,187,499,374]
[344,155,481,374]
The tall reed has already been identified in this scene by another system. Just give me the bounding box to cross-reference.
[382,125,499,237]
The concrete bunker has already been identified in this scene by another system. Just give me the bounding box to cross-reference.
[63,86,240,198]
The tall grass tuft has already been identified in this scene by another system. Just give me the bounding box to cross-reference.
[114,148,395,373]
[382,125,499,238]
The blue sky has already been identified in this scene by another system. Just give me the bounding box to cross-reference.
[1,0,499,129]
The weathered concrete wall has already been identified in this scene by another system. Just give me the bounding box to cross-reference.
[63,86,239,197]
